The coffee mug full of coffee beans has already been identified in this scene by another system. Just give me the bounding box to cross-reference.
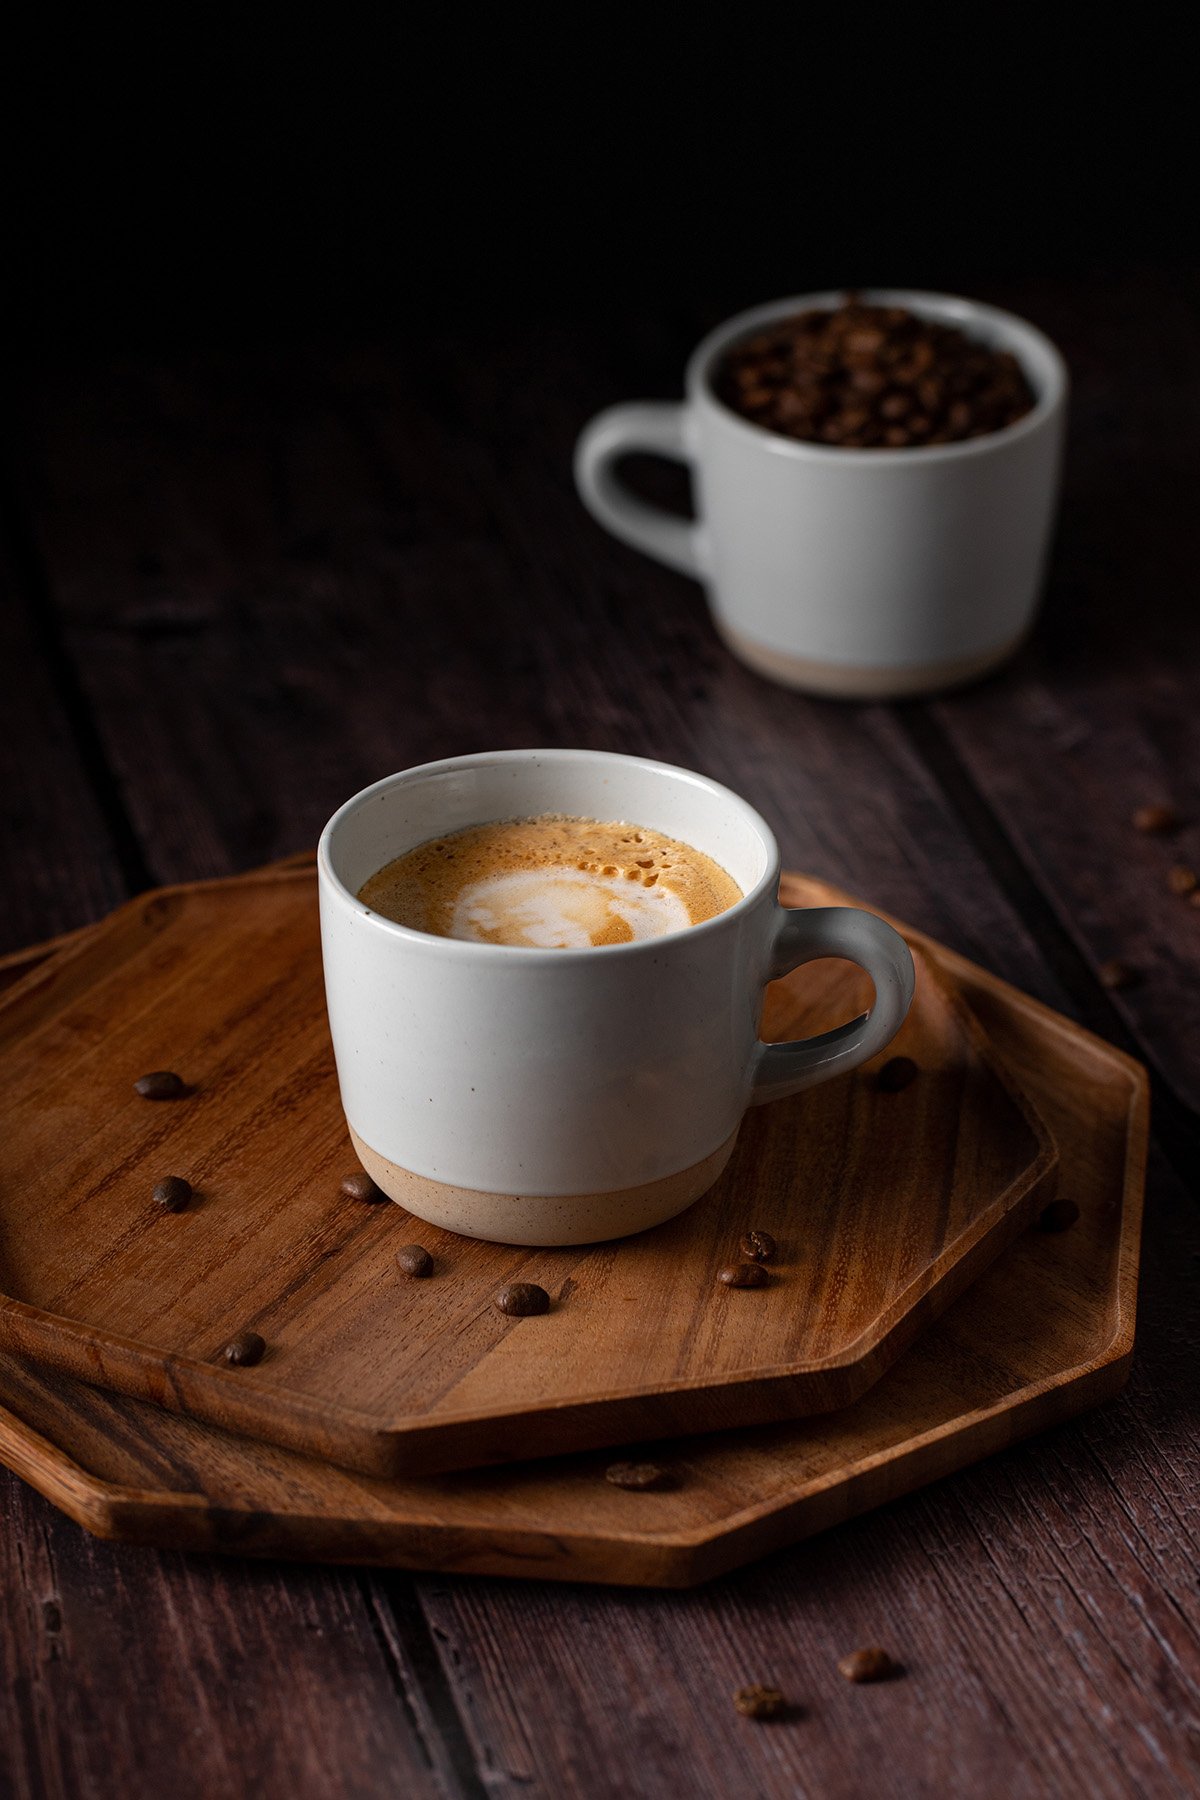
[319,749,914,1245]
[574,289,1068,699]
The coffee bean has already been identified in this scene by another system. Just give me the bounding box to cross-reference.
[733,1684,787,1720]
[341,1170,389,1204]
[1099,958,1138,991]
[134,1070,186,1100]
[396,1244,433,1278]
[876,1056,918,1093]
[605,1461,673,1491]
[718,1262,768,1289]
[152,1176,192,1213]
[220,1330,266,1367]
[494,1281,550,1317]
[716,301,1034,450]
[1168,865,1198,896]
[1132,803,1180,834]
[740,1229,778,1263]
[1039,1199,1081,1233]
[838,1647,896,1684]
[850,367,887,396]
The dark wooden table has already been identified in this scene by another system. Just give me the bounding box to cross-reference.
[2,271,1199,1800]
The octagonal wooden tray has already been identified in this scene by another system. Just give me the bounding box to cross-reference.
[0,865,1054,1478]
[0,889,1143,1585]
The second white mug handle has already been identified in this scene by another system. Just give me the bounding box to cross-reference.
[573,403,710,580]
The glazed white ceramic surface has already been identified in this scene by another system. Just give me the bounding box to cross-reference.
[318,751,914,1242]
[574,289,1068,698]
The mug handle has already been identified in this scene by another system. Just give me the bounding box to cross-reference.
[751,907,916,1105]
[573,403,710,580]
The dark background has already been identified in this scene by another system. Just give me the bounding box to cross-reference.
[7,17,1196,364]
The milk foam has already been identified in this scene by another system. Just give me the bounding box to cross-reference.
[450,867,692,948]
[357,813,743,948]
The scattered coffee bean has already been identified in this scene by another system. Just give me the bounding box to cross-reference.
[733,1684,787,1720]
[715,300,1035,449]
[396,1244,433,1278]
[718,1262,768,1289]
[341,1170,389,1204]
[1039,1199,1081,1233]
[876,1056,918,1093]
[1099,958,1138,991]
[740,1229,778,1263]
[605,1461,673,1491]
[134,1070,186,1101]
[838,1647,896,1684]
[1191,890,1200,910]
[1132,803,1180,835]
[494,1281,550,1317]
[1168,865,1198,897]
[220,1330,266,1367]
[152,1176,192,1213]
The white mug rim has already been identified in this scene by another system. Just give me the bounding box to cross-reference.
[687,287,1068,466]
[317,748,782,965]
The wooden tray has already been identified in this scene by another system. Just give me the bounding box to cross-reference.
[0,866,1054,1478]
[0,888,1145,1585]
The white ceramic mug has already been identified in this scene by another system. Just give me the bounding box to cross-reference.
[318,749,914,1246]
[574,289,1068,699]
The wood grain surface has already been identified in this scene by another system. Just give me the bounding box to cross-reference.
[3,272,1198,1798]
[0,880,1143,1586]
[0,870,1053,1477]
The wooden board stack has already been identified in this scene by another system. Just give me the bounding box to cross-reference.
[0,864,1146,1585]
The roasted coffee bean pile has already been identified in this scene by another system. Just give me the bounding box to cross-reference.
[715,301,1036,448]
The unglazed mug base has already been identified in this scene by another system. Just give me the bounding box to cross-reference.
[718,622,1025,700]
[349,1125,739,1246]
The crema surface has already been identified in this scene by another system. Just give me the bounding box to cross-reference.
[358,815,742,948]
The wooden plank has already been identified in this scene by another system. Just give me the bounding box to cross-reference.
[0,513,473,1797]
[0,518,128,952]
[0,1473,449,1800]
[13,306,1197,1794]
[924,269,1200,1115]
[16,341,1067,1012]
[413,1147,1199,1799]
[382,313,1200,1793]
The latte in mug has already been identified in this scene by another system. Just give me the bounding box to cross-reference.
[322,749,915,1243]
[358,814,742,949]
